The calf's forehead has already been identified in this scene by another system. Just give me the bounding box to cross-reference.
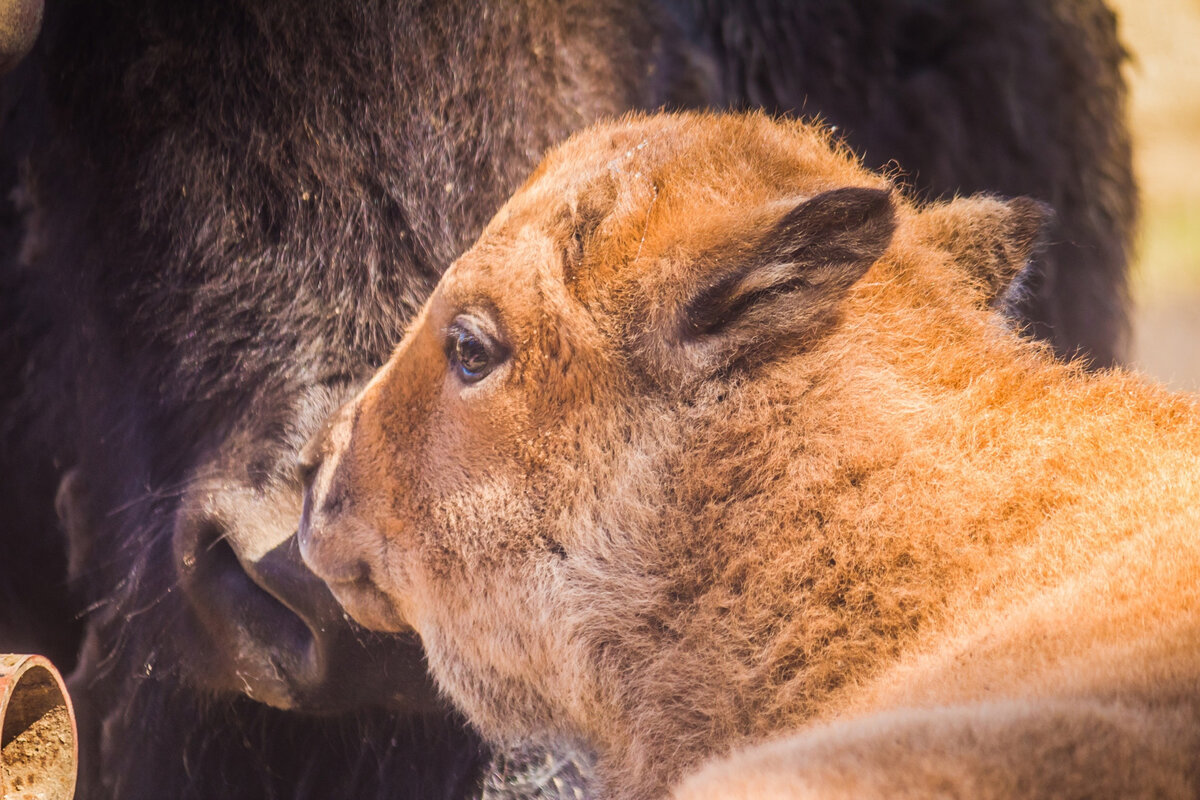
[438,224,564,314]
[438,114,887,323]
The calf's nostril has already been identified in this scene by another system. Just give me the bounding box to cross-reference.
[296,454,319,487]
[297,435,325,487]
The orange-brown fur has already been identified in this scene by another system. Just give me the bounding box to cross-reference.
[299,112,1200,799]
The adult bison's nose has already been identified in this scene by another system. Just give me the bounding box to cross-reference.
[172,476,439,713]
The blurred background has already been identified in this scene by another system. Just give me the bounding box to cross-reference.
[1114,0,1200,390]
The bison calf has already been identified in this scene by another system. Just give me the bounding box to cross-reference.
[299,113,1200,800]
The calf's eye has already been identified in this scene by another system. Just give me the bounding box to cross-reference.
[445,316,504,383]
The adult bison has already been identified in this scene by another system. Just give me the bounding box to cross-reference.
[0,1,1133,798]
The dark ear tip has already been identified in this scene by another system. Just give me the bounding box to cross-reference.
[845,187,897,239]
[1006,197,1055,246]
[852,187,895,223]
[797,185,896,234]
[863,186,895,204]
[865,186,896,221]
[823,185,894,209]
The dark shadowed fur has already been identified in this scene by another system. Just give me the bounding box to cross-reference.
[0,0,1133,798]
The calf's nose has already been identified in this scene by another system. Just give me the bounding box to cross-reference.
[296,420,328,487]
[295,401,359,563]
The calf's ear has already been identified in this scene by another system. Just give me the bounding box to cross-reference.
[661,187,895,378]
[922,195,1052,308]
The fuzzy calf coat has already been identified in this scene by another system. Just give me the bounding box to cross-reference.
[317,111,1198,799]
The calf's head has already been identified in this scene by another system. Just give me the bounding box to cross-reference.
[298,113,1045,759]
[298,113,891,733]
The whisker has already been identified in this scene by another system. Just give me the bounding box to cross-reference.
[104,471,223,516]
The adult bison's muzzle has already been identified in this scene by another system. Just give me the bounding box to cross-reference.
[171,471,440,714]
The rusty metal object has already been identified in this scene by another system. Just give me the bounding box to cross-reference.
[1,654,76,800]
[0,0,41,75]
